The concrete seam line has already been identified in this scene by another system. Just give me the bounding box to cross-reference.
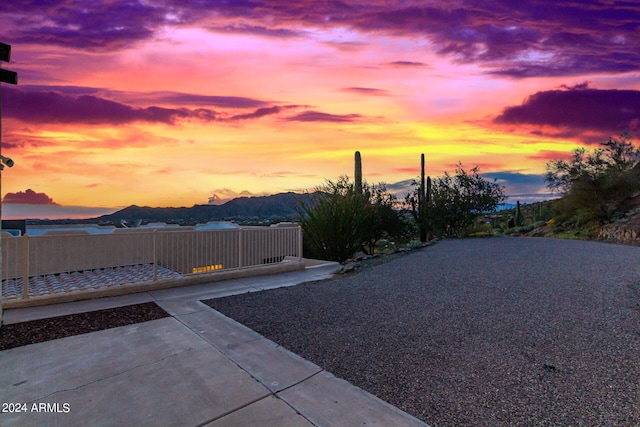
[192,394,274,427]
[24,346,201,404]
[274,368,324,394]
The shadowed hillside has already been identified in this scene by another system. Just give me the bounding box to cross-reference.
[95,192,316,224]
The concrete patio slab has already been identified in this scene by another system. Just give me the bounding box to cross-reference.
[0,318,270,427]
[205,395,314,427]
[176,308,323,393]
[1,318,202,402]
[222,338,322,393]
[176,307,265,348]
[278,370,428,427]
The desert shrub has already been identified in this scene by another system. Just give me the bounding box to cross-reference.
[546,132,640,223]
[406,163,506,238]
[360,183,413,254]
[296,176,368,263]
[297,177,410,262]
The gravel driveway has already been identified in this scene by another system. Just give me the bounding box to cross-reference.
[206,237,640,427]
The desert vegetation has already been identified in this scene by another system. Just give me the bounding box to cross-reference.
[296,152,412,262]
[494,132,640,241]
[297,151,506,262]
[405,161,506,239]
[298,133,640,263]
[545,132,640,225]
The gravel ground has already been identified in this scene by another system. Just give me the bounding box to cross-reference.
[0,302,169,351]
[205,237,640,427]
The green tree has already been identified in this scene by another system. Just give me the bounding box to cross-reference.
[545,132,640,222]
[406,164,506,237]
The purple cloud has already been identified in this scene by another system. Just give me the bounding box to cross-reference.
[3,189,58,205]
[494,86,640,136]
[18,86,269,109]
[4,1,640,77]
[18,85,104,96]
[387,61,426,68]
[229,106,282,121]
[285,111,362,123]
[208,24,302,38]
[2,86,288,125]
[121,91,270,109]
[341,87,389,96]
[2,86,217,125]
[362,1,640,76]
[4,0,167,50]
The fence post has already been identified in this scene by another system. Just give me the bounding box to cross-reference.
[238,228,243,269]
[153,230,158,282]
[22,235,29,299]
[298,225,303,261]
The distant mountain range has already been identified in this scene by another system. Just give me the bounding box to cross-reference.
[95,192,317,223]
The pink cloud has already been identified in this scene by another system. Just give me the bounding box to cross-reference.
[3,189,58,205]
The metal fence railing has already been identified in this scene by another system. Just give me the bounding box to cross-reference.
[1,224,302,301]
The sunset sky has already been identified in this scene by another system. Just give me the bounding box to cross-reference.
[1,0,640,219]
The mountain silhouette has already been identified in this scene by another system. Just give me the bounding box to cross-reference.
[96,192,317,223]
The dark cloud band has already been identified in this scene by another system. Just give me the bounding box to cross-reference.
[2,86,217,125]
[2,86,356,126]
[494,86,640,135]
[285,111,362,123]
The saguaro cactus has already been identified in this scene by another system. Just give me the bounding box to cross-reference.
[417,153,429,242]
[515,200,522,227]
[420,154,425,204]
[354,151,363,195]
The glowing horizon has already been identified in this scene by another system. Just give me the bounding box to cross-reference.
[1,1,639,219]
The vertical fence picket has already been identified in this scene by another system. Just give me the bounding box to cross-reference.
[153,230,158,281]
[238,228,243,269]
[22,235,29,299]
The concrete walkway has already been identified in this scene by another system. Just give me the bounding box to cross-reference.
[0,262,428,426]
